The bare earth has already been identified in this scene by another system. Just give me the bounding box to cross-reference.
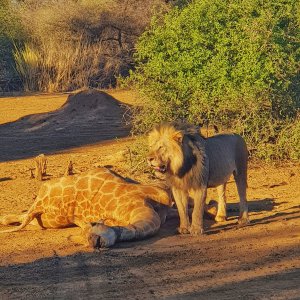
[0,90,299,299]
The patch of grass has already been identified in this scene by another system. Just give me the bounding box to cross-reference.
[123,136,149,176]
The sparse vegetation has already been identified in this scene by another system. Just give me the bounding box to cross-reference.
[1,0,171,91]
[13,39,103,92]
[123,136,149,176]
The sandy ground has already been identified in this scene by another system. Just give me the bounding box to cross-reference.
[0,90,299,299]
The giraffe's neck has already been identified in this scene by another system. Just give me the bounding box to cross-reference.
[137,185,171,207]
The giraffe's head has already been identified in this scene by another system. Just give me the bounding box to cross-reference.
[88,222,117,249]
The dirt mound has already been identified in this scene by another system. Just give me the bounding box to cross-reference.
[0,89,131,161]
[61,89,122,114]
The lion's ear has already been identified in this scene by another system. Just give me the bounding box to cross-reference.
[173,131,183,144]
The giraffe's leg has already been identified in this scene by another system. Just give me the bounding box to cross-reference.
[0,213,26,225]
[0,211,38,233]
[68,218,95,246]
[0,213,42,228]
[35,213,69,229]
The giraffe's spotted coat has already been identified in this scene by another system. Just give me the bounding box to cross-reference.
[0,167,171,248]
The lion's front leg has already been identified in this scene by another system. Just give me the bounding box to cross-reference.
[215,183,227,222]
[172,187,189,234]
[189,187,207,235]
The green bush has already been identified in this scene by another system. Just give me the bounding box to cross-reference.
[128,0,300,160]
[276,116,300,160]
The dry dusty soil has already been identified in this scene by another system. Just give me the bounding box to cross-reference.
[0,89,299,299]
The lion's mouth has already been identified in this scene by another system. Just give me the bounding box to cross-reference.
[153,165,167,173]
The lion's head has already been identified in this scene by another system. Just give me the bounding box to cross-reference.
[147,122,202,180]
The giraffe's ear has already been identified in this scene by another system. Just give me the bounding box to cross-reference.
[173,131,183,144]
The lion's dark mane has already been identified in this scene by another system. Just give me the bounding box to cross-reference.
[167,123,209,190]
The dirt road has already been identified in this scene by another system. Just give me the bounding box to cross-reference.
[0,90,299,299]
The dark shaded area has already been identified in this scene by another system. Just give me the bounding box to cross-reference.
[171,269,300,299]
[0,177,12,182]
[0,89,131,162]
[227,198,275,215]
[0,240,299,299]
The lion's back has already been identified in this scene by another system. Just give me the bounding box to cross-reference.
[206,134,248,187]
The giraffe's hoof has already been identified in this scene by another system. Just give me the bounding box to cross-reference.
[88,223,117,249]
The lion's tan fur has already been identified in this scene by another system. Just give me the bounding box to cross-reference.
[148,122,249,234]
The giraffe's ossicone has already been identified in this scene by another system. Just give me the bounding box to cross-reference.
[0,167,171,248]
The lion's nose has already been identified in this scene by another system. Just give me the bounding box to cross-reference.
[147,156,154,164]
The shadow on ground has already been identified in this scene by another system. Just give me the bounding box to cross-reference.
[172,268,300,299]
[208,198,300,234]
[118,197,297,246]
[0,240,299,299]
[0,89,131,162]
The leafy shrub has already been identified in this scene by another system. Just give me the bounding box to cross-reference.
[128,0,300,160]
[276,116,300,160]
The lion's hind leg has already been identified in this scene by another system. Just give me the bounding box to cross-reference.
[233,171,250,226]
[70,218,120,248]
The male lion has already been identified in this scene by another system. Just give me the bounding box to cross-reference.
[147,122,249,235]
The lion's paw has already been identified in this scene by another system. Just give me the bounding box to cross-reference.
[237,218,250,227]
[189,225,204,236]
[177,227,189,234]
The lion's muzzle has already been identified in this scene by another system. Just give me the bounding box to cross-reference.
[147,156,167,173]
